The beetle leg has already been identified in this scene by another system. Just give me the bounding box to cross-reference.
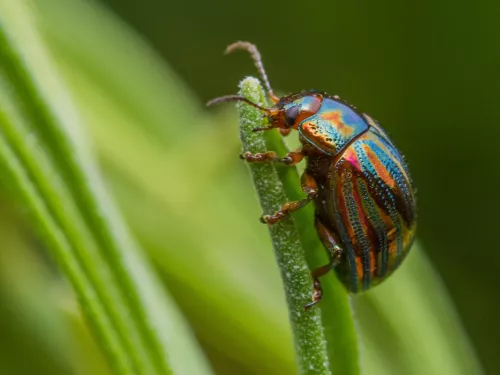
[304,217,343,310]
[241,149,304,166]
[261,172,317,225]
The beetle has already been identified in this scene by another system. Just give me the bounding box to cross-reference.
[208,42,416,309]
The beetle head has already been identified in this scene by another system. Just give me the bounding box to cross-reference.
[206,91,324,135]
[207,42,324,134]
[266,92,323,131]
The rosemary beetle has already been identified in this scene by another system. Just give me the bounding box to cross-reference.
[208,42,416,309]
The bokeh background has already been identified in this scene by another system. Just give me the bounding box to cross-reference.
[0,0,498,374]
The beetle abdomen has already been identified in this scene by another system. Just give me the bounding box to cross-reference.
[328,127,416,292]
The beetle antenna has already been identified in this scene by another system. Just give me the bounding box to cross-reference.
[225,41,280,104]
[206,95,272,114]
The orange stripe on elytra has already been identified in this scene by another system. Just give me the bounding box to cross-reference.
[369,136,412,188]
[362,144,395,188]
[355,257,363,283]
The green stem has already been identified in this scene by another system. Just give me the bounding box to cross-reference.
[238,77,332,375]
[260,101,360,375]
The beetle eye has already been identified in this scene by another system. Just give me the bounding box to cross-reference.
[285,106,300,127]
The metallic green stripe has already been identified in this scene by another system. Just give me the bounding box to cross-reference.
[342,170,372,290]
[364,141,405,260]
[356,178,389,277]
[334,210,359,292]
[368,136,414,225]
[357,140,404,265]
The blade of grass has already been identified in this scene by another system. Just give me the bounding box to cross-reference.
[237,76,354,375]
[0,1,213,374]
[264,110,360,375]
[0,208,87,375]
[237,77,360,375]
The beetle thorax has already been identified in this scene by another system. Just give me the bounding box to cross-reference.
[298,97,369,156]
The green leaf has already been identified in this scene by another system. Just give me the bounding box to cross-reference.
[264,105,360,375]
[0,210,91,375]
[0,1,212,375]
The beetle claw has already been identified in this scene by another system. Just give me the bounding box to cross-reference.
[304,279,323,310]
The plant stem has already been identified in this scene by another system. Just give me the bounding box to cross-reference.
[237,77,332,375]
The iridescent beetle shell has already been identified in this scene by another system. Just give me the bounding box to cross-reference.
[208,42,416,305]
[273,91,416,292]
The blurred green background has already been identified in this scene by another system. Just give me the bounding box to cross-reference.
[0,0,497,374]
[98,0,500,371]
